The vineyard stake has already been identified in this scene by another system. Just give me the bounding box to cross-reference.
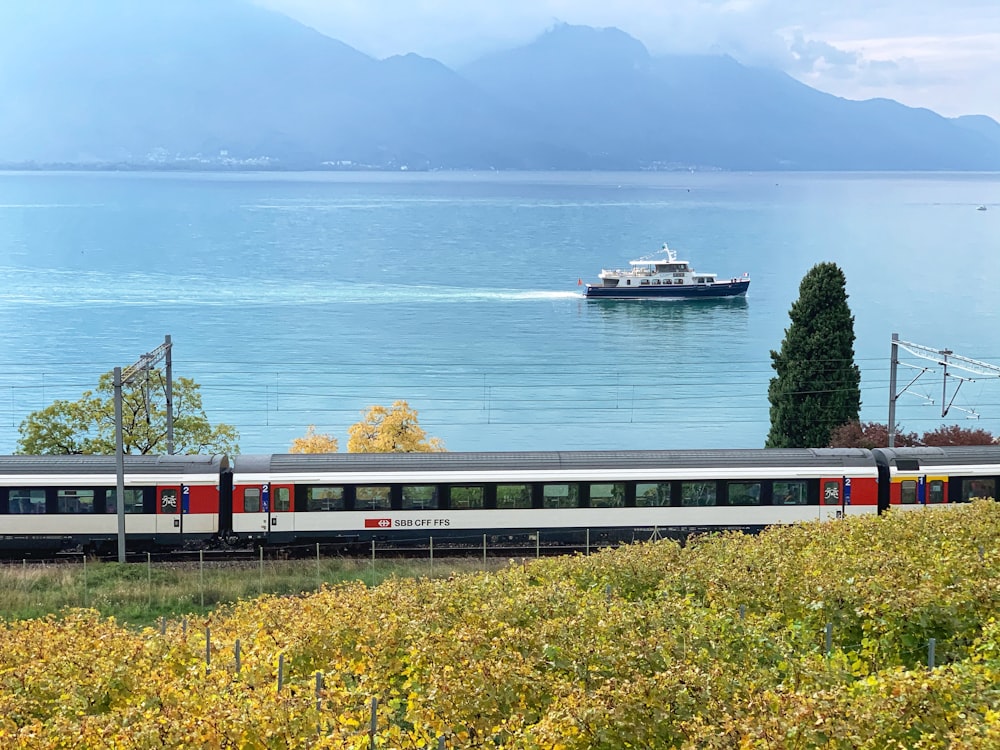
[235,639,241,674]
[369,696,378,749]
[277,653,284,693]
[928,638,936,669]
[199,550,204,608]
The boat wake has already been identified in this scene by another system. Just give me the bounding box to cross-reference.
[0,269,583,307]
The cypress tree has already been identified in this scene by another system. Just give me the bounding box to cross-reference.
[766,262,861,448]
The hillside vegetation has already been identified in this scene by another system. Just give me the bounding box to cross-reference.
[2,503,1000,748]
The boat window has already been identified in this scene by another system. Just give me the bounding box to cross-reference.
[652,279,660,285]
[640,280,650,285]
[450,486,484,509]
[636,482,671,506]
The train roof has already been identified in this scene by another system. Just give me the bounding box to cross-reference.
[0,454,229,476]
[875,446,1000,470]
[234,448,877,475]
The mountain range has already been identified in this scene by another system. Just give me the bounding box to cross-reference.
[2,0,999,171]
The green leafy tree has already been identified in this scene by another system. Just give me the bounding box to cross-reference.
[17,369,239,455]
[766,262,861,447]
[347,400,445,453]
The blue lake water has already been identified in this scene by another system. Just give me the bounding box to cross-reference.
[0,170,998,454]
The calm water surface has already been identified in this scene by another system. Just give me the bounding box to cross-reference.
[0,170,998,453]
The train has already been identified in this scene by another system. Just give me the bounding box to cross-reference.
[0,446,998,555]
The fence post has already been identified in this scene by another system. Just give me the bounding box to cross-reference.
[277,653,285,693]
[147,552,152,609]
[259,546,264,595]
[482,533,487,569]
[316,542,321,591]
[536,531,540,559]
[199,550,205,608]
[928,638,936,669]
[369,696,378,749]
[82,554,88,607]
[160,616,167,636]
[739,604,746,621]
[429,536,434,576]
[315,671,323,712]
[370,539,376,587]
[205,626,211,671]
[586,528,590,556]
[235,639,242,674]
[825,623,833,657]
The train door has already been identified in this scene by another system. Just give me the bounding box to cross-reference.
[156,485,182,535]
[819,476,849,520]
[263,483,294,540]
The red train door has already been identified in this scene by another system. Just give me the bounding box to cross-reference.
[264,483,294,538]
[156,485,182,535]
[819,476,847,520]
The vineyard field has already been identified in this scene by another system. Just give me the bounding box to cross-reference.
[2,502,1000,748]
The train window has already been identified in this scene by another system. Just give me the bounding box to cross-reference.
[680,481,716,507]
[900,480,918,504]
[774,481,807,505]
[450,486,484,509]
[636,482,671,507]
[589,483,624,508]
[962,478,996,502]
[822,481,841,505]
[243,488,261,513]
[402,485,439,510]
[58,489,96,514]
[542,484,579,509]
[306,486,344,511]
[356,486,391,511]
[726,482,761,506]
[928,480,944,504]
[106,488,145,514]
[496,484,531,509]
[8,489,46,514]
[274,487,291,512]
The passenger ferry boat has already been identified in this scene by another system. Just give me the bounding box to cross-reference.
[584,243,750,300]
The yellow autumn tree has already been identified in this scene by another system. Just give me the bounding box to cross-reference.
[347,400,445,453]
[289,425,339,454]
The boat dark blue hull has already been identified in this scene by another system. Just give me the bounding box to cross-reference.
[585,280,750,300]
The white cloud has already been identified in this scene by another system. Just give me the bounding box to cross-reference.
[256,0,1000,119]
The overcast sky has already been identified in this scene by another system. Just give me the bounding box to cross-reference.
[258,0,1000,121]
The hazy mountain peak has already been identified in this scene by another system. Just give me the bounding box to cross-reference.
[0,3,997,170]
